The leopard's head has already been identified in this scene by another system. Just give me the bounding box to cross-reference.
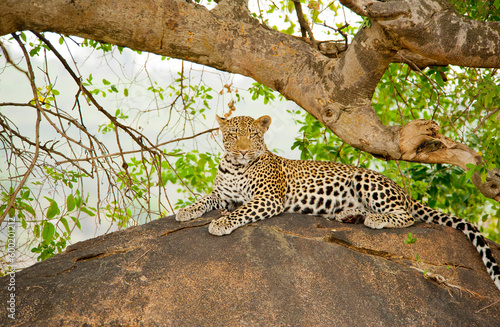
[216,115,271,165]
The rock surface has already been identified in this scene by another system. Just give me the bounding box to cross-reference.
[2,211,500,326]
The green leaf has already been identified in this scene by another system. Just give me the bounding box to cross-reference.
[124,88,129,97]
[20,202,36,216]
[404,232,417,244]
[29,48,39,57]
[81,206,96,217]
[102,79,111,85]
[465,164,477,181]
[66,194,76,212]
[74,190,82,208]
[44,197,60,219]
[42,222,55,244]
[60,217,71,234]
[70,216,82,230]
[481,169,488,183]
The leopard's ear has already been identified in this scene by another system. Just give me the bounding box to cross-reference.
[216,115,227,128]
[255,115,272,133]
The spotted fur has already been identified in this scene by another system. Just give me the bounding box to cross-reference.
[176,115,500,291]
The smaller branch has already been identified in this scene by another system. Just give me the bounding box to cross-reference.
[393,50,448,70]
[0,102,36,107]
[141,151,152,216]
[55,128,219,165]
[0,40,28,74]
[38,106,93,152]
[321,22,349,49]
[0,112,92,176]
[161,127,219,146]
[55,148,179,165]
[292,0,318,48]
[114,127,134,197]
[0,34,42,226]
[293,0,308,38]
[395,161,408,193]
[155,153,174,214]
[472,106,500,133]
[31,31,159,156]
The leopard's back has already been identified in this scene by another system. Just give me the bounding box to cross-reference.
[277,158,413,222]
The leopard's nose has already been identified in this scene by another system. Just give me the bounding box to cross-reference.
[240,150,248,156]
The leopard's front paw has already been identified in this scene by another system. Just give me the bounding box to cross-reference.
[176,206,203,222]
[208,217,236,236]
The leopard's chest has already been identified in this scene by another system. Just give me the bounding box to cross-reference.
[213,167,253,203]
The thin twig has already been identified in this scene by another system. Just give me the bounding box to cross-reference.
[31,31,159,156]
[472,106,500,133]
[0,33,43,226]
[321,22,349,48]
[410,266,481,298]
[396,161,408,193]
[55,128,218,165]
[0,40,28,74]
[129,248,151,265]
[475,299,500,313]
[0,112,92,176]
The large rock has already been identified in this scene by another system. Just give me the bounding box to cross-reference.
[2,211,500,326]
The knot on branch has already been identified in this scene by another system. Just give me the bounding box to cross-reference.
[318,41,347,58]
[472,169,500,202]
[400,119,442,160]
[400,119,499,202]
[365,0,411,21]
[339,0,370,17]
[399,119,480,169]
[211,0,256,24]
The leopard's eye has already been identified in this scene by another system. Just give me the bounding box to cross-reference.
[224,132,236,141]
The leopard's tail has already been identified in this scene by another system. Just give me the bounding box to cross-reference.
[412,201,500,292]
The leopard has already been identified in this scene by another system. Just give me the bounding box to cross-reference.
[176,115,500,291]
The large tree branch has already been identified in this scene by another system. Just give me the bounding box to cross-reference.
[1,0,499,201]
[342,0,500,68]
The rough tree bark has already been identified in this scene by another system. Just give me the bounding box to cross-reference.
[1,0,499,201]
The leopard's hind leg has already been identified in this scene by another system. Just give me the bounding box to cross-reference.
[351,170,415,229]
